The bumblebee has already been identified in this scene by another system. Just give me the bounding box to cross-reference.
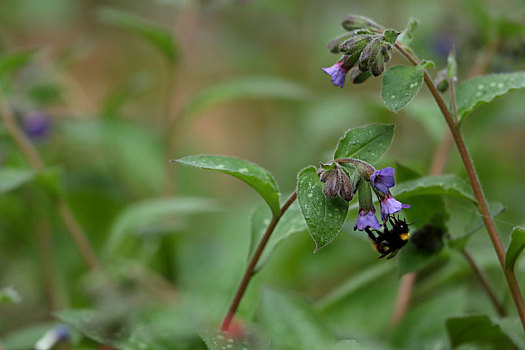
[365,216,410,259]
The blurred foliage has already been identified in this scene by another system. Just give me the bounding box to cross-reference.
[0,0,524,349]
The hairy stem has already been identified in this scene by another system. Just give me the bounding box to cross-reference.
[221,191,298,332]
[395,42,525,331]
[0,92,99,270]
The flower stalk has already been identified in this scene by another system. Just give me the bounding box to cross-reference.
[394,41,525,331]
[221,191,298,332]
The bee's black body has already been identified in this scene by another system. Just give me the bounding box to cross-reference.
[365,216,410,259]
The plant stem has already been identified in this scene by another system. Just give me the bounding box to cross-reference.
[461,248,506,317]
[395,42,525,331]
[220,191,298,332]
[0,92,99,271]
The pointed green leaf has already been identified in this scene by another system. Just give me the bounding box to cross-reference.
[398,18,419,46]
[448,202,505,250]
[97,7,178,63]
[176,155,281,216]
[392,174,475,202]
[446,315,519,348]
[0,50,36,76]
[381,62,433,112]
[494,317,525,349]
[455,72,525,123]
[249,203,307,271]
[0,168,35,194]
[333,124,394,163]
[178,77,310,123]
[383,30,400,44]
[297,166,348,252]
[505,226,525,272]
[258,289,336,350]
[104,197,217,255]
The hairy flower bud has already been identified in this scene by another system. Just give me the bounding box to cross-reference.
[358,37,381,72]
[434,69,449,92]
[341,15,382,31]
[349,67,371,84]
[323,167,342,198]
[339,168,354,201]
[339,35,372,54]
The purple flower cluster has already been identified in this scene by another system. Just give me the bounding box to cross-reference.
[353,166,409,231]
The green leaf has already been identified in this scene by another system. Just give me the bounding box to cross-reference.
[1,322,59,350]
[381,61,433,112]
[249,203,306,271]
[258,289,336,350]
[330,340,364,350]
[446,315,518,348]
[448,202,505,250]
[97,7,178,63]
[0,168,35,194]
[54,309,109,344]
[316,263,394,309]
[393,174,475,202]
[104,197,217,255]
[383,29,400,44]
[176,155,281,216]
[0,287,21,305]
[0,50,36,76]
[297,166,349,252]
[178,76,310,124]
[505,226,525,272]
[200,328,269,350]
[494,317,525,349]
[455,72,525,123]
[333,124,395,163]
[398,18,419,46]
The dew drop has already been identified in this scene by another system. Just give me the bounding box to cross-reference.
[497,83,504,89]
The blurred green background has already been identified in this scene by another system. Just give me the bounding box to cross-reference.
[0,0,524,348]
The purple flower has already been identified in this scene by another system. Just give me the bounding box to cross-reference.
[380,194,410,221]
[371,167,395,194]
[322,62,350,88]
[354,208,381,231]
[23,111,51,141]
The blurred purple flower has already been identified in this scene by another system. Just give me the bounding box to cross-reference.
[322,62,349,88]
[35,325,70,350]
[371,167,395,194]
[354,208,381,231]
[433,33,454,58]
[380,194,410,221]
[23,111,51,141]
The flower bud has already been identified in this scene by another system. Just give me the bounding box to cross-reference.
[339,35,372,55]
[341,15,382,31]
[358,37,381,72]
[323,167,342,198]
[349,67,371,84]
[434,69,449,92]
[381,44,392,63]
[339,168,354,201]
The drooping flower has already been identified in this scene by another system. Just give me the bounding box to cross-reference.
[354,208,381,231]
[322,61,350,88]
[380,193,410,221]
[370,167,395,194]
